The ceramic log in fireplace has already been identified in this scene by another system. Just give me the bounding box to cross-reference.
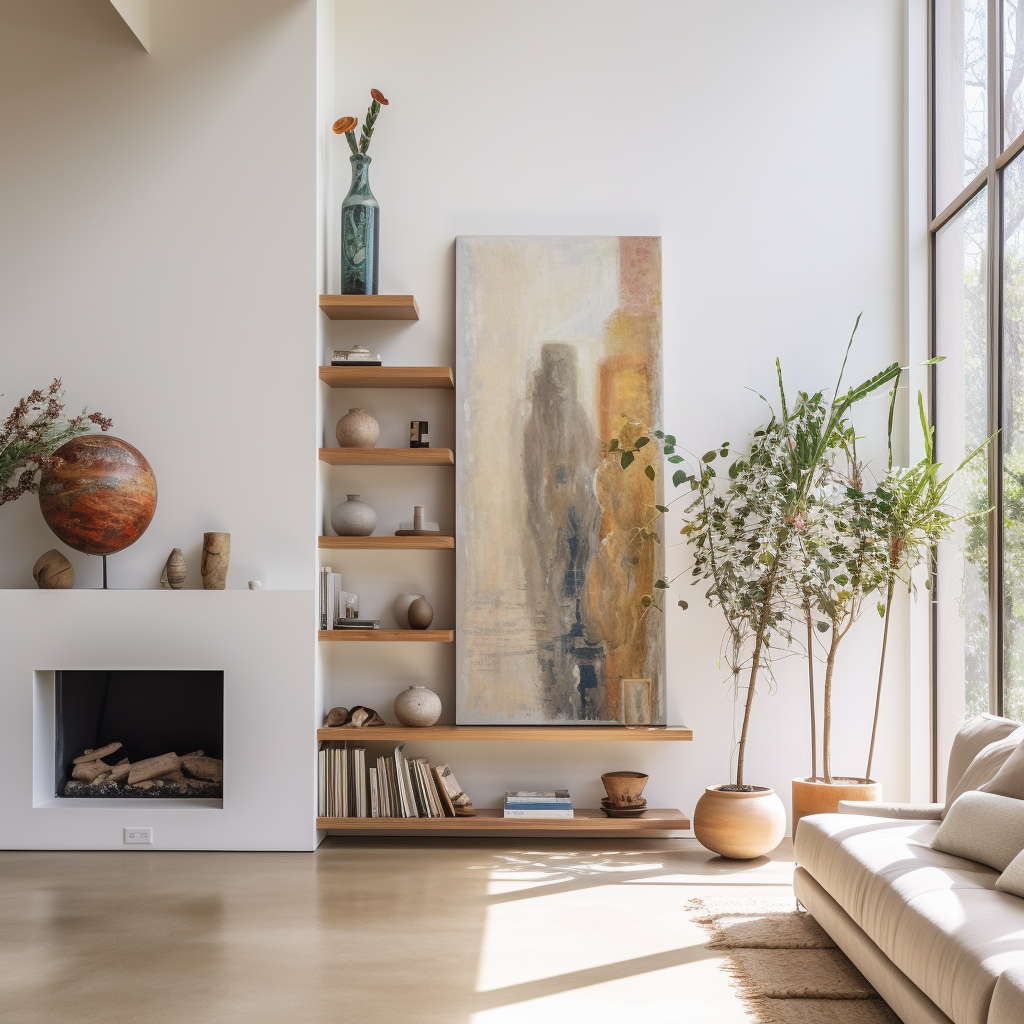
[55,670,224,799]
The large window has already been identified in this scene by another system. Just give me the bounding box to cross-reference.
[932,0,1024,793]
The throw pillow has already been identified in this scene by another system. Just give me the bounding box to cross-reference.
[943,732,1024,817]
[945,714,1023,800]
[996,847,1024,898]
[931,791,1024,871]
[981,738,1024,800]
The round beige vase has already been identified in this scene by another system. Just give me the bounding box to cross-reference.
[693,785,787,860]
[791,777,881,838]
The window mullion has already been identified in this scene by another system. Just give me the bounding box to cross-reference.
[988,0,1004,716]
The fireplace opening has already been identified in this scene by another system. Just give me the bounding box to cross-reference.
[55,670,223,799]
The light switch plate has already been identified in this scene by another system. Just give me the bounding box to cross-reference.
[124,827,153,844]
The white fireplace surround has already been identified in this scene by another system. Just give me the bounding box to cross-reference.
[0,590,317,851]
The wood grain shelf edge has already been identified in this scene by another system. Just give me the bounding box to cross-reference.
[318,629,454,643]
[317,808,691,832]
[318,294,420,321]
[318,536,455,550]
[319,366,453,389]
[319,447,454,466]
[316,724,693,741]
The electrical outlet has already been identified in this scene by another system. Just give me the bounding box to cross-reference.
[124,827,153,845]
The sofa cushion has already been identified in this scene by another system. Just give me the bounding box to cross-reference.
[995,846,1024,899]
[796,813,1024,1024]
[944,733,1024,817]
[989,966,1024,1024]
[981,739,1024,800]
[838,800,943,820]
[946,715,1022,803]
[932,791,1024,871]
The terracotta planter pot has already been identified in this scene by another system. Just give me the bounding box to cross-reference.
[693,784,787,860]
[791,777,881,838]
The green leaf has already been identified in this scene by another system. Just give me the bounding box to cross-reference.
[667,454,683,463]
[655,505,669,513]
[678,600,689,610]
[653,430,664,439]
[702,451,717,462]
[620,451,634,469]
[672,469,687,487]
[663,444,675,454]
[654,579,668,589]
[645,464,656,480]
[816,621,830,632]
[640,594,653,607]
[665,435,676,445]
[635,436,650,448]
[608,438,619,451]
[877,602,886,617]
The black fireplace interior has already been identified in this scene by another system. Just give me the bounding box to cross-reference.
[55,670,224,798]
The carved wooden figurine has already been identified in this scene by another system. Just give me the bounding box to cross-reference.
[201,533,230,590]
[32,549,74,589]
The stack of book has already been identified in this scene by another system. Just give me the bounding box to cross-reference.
[318,741,474,818]
[503,790,573,818]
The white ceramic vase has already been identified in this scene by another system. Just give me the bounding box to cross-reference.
[393,685,442,727]
[331,494,377,536]
[335,408,379,448]
[393,593,424,628]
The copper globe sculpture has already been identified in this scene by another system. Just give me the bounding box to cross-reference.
[39,436,157,586]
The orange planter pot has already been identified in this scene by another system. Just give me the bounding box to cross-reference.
[791,777,881,838]
[693,784,787,860]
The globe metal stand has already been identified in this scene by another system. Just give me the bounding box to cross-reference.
[102,555,108,590]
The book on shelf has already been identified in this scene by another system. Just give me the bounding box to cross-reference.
[318,741,468,820]
[503,790,573,819]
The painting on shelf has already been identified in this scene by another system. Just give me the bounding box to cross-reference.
[456,236,664,725]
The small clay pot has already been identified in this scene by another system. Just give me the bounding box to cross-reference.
[335,408,379,448]
[601,771,648,806]
[164,548,186,589]
[393,686,442,727]
[407,596,433,630]
[693,784,787,860]
[32,549,74,589]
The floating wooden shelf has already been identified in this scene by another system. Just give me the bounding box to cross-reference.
[319,536,455,550]
[318,629,454,643]
[319,448,454,467]
[317,725,692,741]
[317,808,690,833]
[319,366,453,389]
[319,295,419,320]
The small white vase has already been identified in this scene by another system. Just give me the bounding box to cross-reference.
[393,685,442,727]
[336,408,379,448]
[393,593,424,628]
[331,494,377,536]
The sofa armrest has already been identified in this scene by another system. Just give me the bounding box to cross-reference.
[837,800,942,820]
[990,968,1024,1024]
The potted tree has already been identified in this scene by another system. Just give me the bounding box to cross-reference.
[612,324,899,858]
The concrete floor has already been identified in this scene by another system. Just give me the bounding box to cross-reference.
[0,837,796,1023]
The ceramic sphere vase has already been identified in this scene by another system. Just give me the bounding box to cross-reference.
[393,686,442,727]
[335,408,379,448]
[393,593,423,628]
[407,596,433,630]
[693,785,787,860]
[791,777,880,839]
[331,495,377,536]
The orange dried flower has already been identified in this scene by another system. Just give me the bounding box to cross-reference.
[370,89,389,105]
[332,116,358,134]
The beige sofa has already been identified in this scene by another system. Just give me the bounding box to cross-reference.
[794,715,1024,1024]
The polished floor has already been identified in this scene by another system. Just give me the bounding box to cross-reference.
[0,837,796,1023]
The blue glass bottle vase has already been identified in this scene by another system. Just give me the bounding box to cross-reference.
[341,154,379,295]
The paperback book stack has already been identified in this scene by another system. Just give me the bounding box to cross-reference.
[318,741,474,819]
[503,790,573,819]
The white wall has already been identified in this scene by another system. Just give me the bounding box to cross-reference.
[0,0,320,850]
[0,0,317,593]
[324,0,914,825]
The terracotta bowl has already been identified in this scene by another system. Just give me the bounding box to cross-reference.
[601,771,649,806]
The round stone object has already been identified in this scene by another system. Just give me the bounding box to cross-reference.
[39,436,157,555]
[335,408,379,448]
[32,549,74,589]
[393,686,442,727]
[407,596,433,630]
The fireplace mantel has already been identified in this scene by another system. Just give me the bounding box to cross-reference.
[0,589,316,851]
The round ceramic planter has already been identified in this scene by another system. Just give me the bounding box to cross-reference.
[331,494,377,536]
[791,777,881,838]
[693,784,787,860]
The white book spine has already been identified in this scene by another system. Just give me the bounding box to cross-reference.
[369,767,379,817]
[402,758,420,817]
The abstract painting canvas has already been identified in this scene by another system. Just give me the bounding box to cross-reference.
[456,236,664,725]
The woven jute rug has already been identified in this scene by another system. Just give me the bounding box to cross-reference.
[687,897,901,1024]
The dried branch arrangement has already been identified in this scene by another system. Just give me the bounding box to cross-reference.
[332,88,389,155]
